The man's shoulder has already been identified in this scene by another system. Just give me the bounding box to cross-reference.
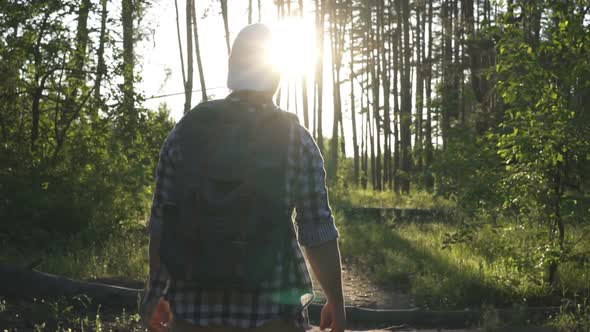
[279,108,300,124]
[175,99,229,128]
[189,99,228,114]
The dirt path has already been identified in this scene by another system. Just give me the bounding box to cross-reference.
[308,258,412,309]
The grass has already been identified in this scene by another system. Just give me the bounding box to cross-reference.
[1,187,589,330]
[330,186,456,210]
[0,227,149,283]
[0,296,145,331]
[0,227,149,331]
[337,210,590,311]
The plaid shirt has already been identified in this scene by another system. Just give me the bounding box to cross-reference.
[143,92,339,329]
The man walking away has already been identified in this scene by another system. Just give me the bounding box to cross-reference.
[142,24,345,332]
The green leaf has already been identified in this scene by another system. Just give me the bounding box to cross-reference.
[556,153,563,163]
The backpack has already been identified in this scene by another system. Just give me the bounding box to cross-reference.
[159,98,299,290]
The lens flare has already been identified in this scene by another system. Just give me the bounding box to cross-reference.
[269,17,317,78]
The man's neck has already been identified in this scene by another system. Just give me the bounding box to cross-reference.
[227,90,276,105]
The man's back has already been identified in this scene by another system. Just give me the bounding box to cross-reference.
[143,23,345,332]
[159,98,298,289]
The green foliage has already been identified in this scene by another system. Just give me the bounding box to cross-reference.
[0,296,145,331]
[330,186,454,210]
[432,128,504,215]
[491,3,590,285]
[339,211,590,310]
[434,0,590,299]
[1,221,149,282]
[549,293,590,332]
[0,106,173,251]
[0,0,173,252]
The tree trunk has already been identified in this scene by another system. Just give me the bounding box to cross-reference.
[315,0,325,152]
[371,10,382,191]
[0,264,140,309]
[191,0,208,101]
[400,0,412,193]
[441,0,452,148]
[453,0,463,126]
[300,0,310,129]
[361,52,369,190]
[175,0,187,89]
[350,5,359,186]
[415,4,424,172]
[76,0,91,72]
[121,0,135,121]
[424,0,435,190]
[392,24,401,193]
[329,0,343,181]
[380,0,391,190]
[94,0,108,105]
[184,0,194,114]
[220,0,231,55]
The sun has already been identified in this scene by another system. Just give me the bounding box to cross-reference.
[269,17,317,78]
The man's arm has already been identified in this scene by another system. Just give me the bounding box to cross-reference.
[148,226,161,278]
[304,239,345,331]
[142,129,179,329]
[304,239,344,306]
[290,125,345,331]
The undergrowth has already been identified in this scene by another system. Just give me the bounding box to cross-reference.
[2,187,589,330]
[338,210,590,311]
[330,186,455,210]
[0,226,149,282]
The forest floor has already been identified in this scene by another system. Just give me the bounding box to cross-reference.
[1,190,573,331]
[310,258,412,309]
[308,261,554,332]
[0,252,559,331]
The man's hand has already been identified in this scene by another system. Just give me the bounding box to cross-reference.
[304,239,346,331]
[319,300,346,332]
[142,297,172,332]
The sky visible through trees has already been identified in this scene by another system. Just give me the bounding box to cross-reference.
[142,0,531,190]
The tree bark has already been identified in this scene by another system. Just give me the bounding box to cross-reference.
[424,0,435,190]
[0,264,140,309]
[30,14,50,153]
[441,0,452,148]
[329,0,345,181]
[392,20,401,193]
[191,0,207,102]
[415,4,424,172]
[350,4,359,185]
[184,0,194,114]
[248,0,253,24]
[175,0,187,88]
[300,0,310,129]
[220,0,231,55]
[400,0,412,193]
[94,0,108,105]
[315,0,325,152]
[121,0,135,121]
[371,8,382,190]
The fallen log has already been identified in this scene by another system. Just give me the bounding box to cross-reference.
[340,207,453,224]
[308,305,558,329]
[0,264,141,309]
[0,264,557,329]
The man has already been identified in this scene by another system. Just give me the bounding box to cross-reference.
[142,24,345,332]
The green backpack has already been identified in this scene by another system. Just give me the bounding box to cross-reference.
[159,98,299,290]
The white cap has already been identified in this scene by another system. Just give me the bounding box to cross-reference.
[227,24,281,93]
